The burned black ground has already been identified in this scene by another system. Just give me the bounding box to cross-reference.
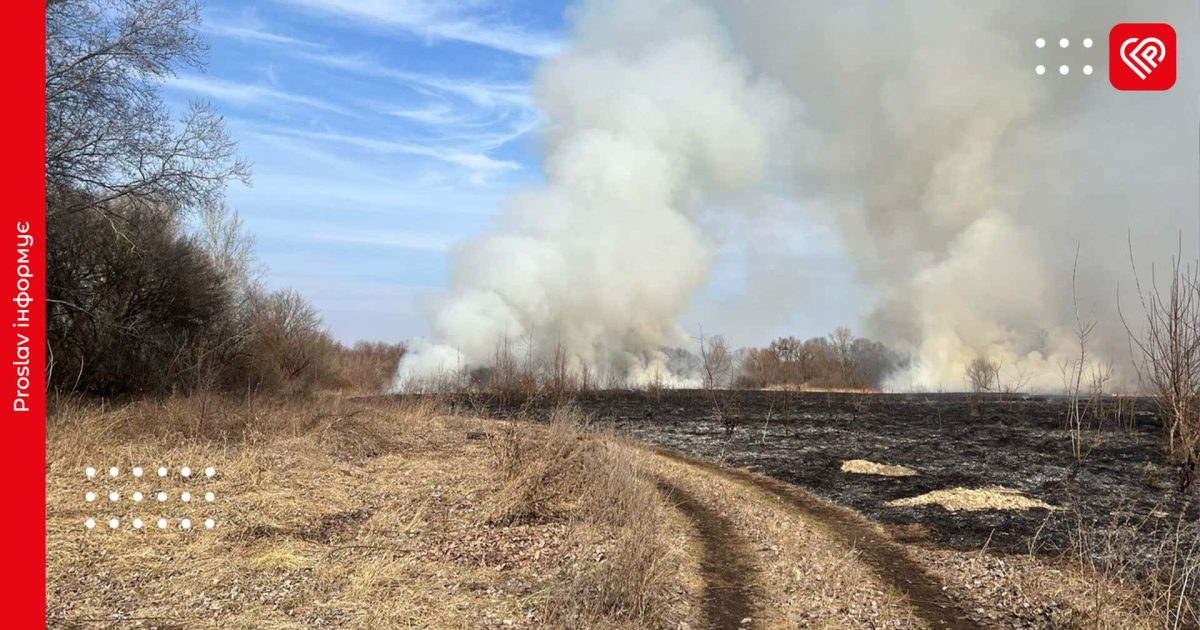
[433,390,1198,555]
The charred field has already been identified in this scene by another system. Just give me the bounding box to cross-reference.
[431,390,1198,556]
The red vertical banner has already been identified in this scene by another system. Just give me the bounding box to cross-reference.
[1,0,46,623]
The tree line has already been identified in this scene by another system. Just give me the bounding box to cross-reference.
[726,327,902,390]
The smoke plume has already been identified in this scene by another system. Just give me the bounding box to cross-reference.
[396,0,1199,391]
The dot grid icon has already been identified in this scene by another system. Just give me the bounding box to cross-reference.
[82,464,218,531]
[1034,35,1095,77]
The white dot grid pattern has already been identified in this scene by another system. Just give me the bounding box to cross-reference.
[1034,36,1097,77]
[81,465,218,530]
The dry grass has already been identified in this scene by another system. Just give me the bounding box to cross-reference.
[47,395,564,628]
[1060,506,1200,629]
[46,396,699,629]
[886,486,1058,512]
[484,408,689,627]
[840,459,919,477]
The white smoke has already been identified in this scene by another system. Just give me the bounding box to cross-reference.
[395,0,797,388]
[397,0,1199,391]
[725,0,1199,390]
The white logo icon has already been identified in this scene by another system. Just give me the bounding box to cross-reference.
[1121,37,1167,79]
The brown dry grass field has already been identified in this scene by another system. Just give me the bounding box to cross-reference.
[46,394,1185,629]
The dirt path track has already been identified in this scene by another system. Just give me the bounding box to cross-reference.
[657,479,756,630]
[652,447,979,630]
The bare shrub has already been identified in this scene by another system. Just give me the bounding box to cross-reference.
[468,336,538,403]
[1066,506,1200,629]
[699,331,732,389]
[487,409,678,626]
[1123,244,1200,492]
[488,408,600,523]
[965,357,999,394]
[540,340,581,401]
[231,288,337,395]
[325,341,407,393]
[47,201,231,395]
[1059,251,1106,462]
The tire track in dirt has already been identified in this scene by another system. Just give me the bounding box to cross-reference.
[652,447,978,630]
[657,479,756,630]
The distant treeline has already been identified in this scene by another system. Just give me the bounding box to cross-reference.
[734,328,904,390]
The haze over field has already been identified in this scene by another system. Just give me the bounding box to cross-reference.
[397,0,1200,391]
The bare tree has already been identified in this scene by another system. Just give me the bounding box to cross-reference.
[46,0,249,218]
[830,326,857,387]
[965,357,999,394]
[1123,239,1200,492]
[698,331,732,389]
[236,288,335,394]
[1056,245,1103,462]
[197,203,260,293]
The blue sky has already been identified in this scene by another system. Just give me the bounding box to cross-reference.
[161,0,568,343]
[166,0,867,347]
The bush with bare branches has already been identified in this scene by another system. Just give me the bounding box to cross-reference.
[965,357,1000,394]
[486,408,678,626]
[1124,247,1200,492]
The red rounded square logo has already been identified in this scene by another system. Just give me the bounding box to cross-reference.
[1110,23,1176,91]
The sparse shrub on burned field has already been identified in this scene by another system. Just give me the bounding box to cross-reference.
[1062,505,1200,629]
[1124,249,1200,493]
[965,357,1000,395]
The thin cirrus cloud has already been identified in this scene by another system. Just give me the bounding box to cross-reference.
[304,228,458,252]
[196,18,543,171]
[293,48,536,110]
[199,18,319,48]
[272,0,563,58]
[257,126,523,172]
[168,74,353,115]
